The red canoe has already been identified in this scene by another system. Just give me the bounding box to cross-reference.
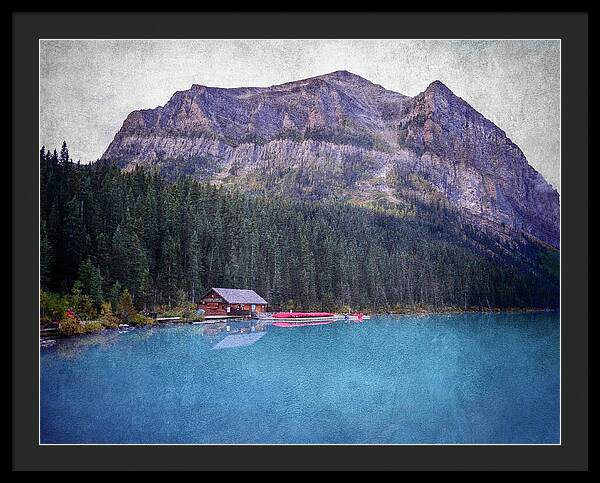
[272,320,335,327]
[272,312,336,319]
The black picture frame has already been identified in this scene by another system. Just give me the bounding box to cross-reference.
[13,11,588,471]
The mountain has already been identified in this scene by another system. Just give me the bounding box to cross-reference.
[102,71,560,249]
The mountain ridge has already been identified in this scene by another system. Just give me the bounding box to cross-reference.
[102,71,560,248]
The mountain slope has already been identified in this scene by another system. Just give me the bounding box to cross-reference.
[102,71,560,248]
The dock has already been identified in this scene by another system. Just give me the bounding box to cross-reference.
[155,315,251,325]
[155,316,183,322]
[203,314,250,320]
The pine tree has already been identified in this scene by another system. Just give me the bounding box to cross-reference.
[75,257,103,309]
[38,146,559,312]
[40,220,52,290]
[109,281,122,312]
[117,288,136,321]
[59,141,69,164]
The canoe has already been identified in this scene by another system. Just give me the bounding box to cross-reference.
[267,314,344,323]
[345,314,371,321]
[262,312,369,324]
[272,320,338,327]
[272,312,336,319]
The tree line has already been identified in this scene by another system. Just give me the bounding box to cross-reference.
[40,142,559,317]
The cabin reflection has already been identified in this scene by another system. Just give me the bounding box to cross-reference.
[202,320,269,350]
[201,319,268,337]
[40,319,271,358]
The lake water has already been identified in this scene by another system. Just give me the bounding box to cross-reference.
[40,312,560,444]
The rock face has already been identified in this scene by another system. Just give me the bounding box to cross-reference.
[103,70,560,248]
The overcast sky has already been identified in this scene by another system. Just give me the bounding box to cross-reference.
[39,39,561,192]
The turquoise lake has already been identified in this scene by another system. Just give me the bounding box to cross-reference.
[40,312,560,444]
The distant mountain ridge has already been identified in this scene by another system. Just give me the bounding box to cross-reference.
[102,70,560,248]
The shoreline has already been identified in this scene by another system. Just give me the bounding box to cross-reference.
[376,306,555,316]
[39,307,557,340]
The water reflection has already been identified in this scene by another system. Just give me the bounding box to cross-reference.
[41,312,560,444]
[44,330,123,360]
[41,315,370,358]
[196,319,270,350]
[211,331,266,350]
[200,319,269,337]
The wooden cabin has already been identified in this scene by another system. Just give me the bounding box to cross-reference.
[198,288,268,316]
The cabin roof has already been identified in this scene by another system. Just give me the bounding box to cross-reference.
[208,288,268,305]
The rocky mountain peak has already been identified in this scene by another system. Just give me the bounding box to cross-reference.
[102,72,560,248]
[317,70,372,83]
[424,79,454,96]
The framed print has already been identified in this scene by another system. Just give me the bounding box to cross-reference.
[13,11,588,471]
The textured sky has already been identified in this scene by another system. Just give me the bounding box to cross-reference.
[39,39,561,192]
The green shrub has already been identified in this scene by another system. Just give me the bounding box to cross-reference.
[128,313,155,326]
[40,290,69,322]
[80,321,104,334]
[58,313,82,336]
[117,289,136,321]
[70,286,97,320]
[181,307,194,320]
[99,301,119,328]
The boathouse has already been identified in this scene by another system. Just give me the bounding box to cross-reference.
[198,288,268,316]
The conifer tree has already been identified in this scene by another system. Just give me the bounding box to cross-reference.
[75,257,103,309]
[38,146,560,312]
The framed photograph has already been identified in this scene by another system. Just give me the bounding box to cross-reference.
[13,11,588,471]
